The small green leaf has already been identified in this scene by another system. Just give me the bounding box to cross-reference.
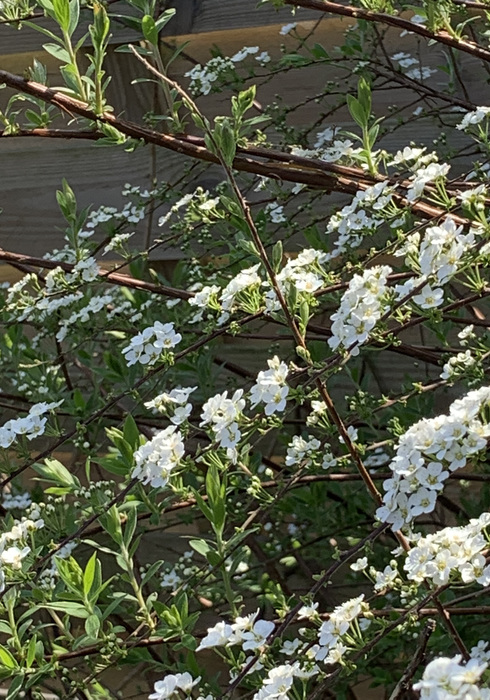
[0,645,18,669]
[83,552,97,597]
[154,7,175,32]
[189,539,212,557]
[142,14,158,45]
[6,675,24,700]
[26,636,37,668]
[85,614,100,639]
[42,43,71,63]
[42,602,90,619]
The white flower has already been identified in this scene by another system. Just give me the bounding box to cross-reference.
[122,322,182,367]
[350,557,368,572]
[328,266,392,355]
[280,22,297,35]
[456,106,490,131]
[414,654,487,698]
[458,324,475,344]
[298,602,319,620]
[231,46,259,62]
[285,435,320,468]
[440,350,476,381]
[413,284,444,309]
[377,387,490,528]
[197,621,233,651]
[149,673,200,700]
[1,545,30,569]
[264,202,286,223]
[249,356,289,416]
[132,426,184,489]
[255,51,271,65]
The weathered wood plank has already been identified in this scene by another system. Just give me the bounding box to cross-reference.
[0,0,317,55]
[0,18,481,258]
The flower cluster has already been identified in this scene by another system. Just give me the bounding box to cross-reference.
[394,217,481,309]
[315,594,369,664]
[406,161,450,202]
[149,673,202,700]
[2,492,31,510]
[325,181,393,259]
[456,106,490,131]
[440,350,476,382]
[252,663,317,700]
[285,435,320,468]
[132,426,185,488]
[250,356,290,416]
[145,386,197,425]
[377,386,490,530]
[264,249,327,314]
[122,321,182,367]
[220,264,262,314]
[404,513,490,586]
[200,389,246,462]
[197,608,274,653]
[413,654,490,699]
[328,266,392,356]
[0,401,63,448]
[185,46,260,95]
[0,515,45,592]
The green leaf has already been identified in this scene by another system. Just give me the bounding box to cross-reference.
[98,506,123,545]
[26,636,37,669]
[142,14,158,45]
[123,504,138,548]
[67,0,79,37]
[83,552,97,597]
[42,602,90,619]
[32,458,80,489]
[191,490,213,523]
[206,550,222,567]
[52,0,70,33]
[189,539,212,557]
[42,43,71,63]
[0,646,18,669]
[6,675,24,700]
[85,614,100,639]
[346,94,366,129]
[154,7,175,32]
[205,464,220,506]
[215,119,236,167]
[122,413,140,450]
[272,240,283,272]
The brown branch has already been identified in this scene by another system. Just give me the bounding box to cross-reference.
[0,248,193,300]
[0,69,474,226]
[284,0,490,64]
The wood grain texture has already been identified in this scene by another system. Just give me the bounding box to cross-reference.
[0,0,317,55]
[0,17,482,258]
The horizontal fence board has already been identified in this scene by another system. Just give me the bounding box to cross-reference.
[0,17,480,258]
[0,0,318,55]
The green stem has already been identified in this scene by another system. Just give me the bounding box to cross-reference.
[7,603,22,653]
[62,30,87,102]
[121,544,156,631]
[215,531,238,617]
[362,125,376,176]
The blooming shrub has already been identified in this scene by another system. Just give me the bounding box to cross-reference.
[0,0,489,698]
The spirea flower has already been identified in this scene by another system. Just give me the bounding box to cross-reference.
[249,356,289,415]
[377,386,490,529]
[404,513,490,587]
[132,426,184,488]
[328,266,392,356]
[413,653,489,699]
[122,322,182,367]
